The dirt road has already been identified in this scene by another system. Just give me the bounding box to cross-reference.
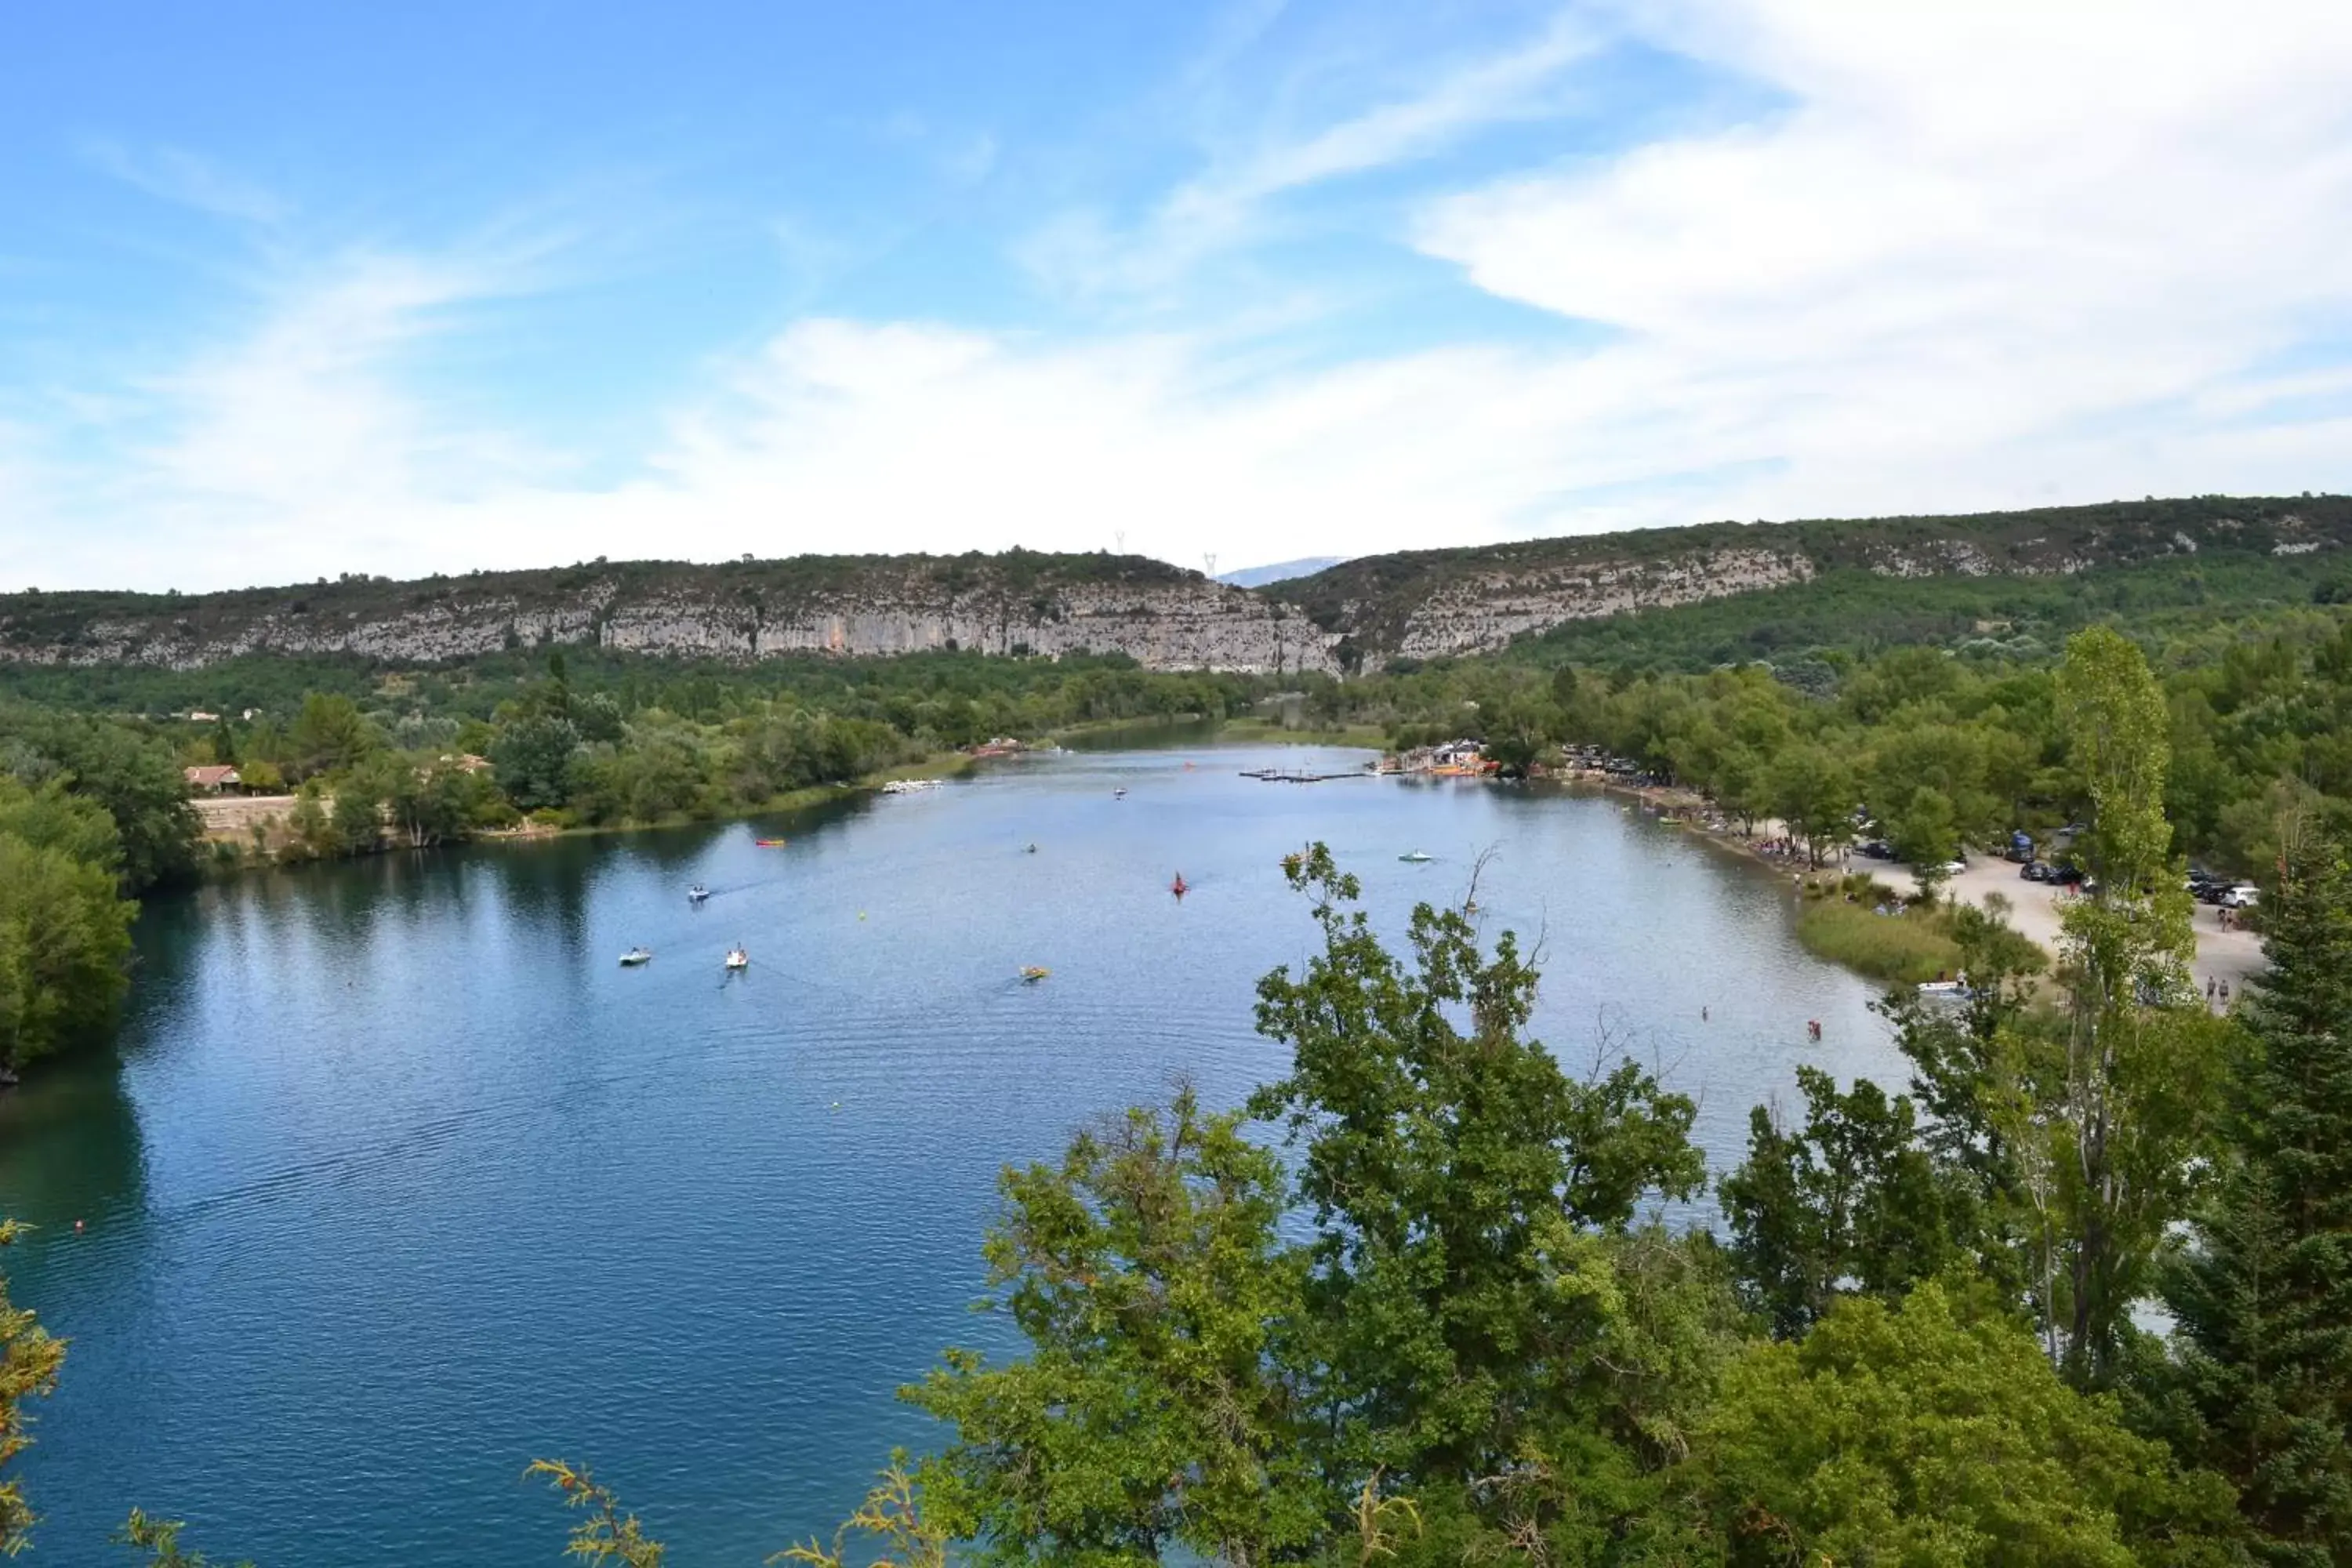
[1883,856,2266,999]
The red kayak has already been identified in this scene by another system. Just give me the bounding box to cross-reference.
[755,838,787,847]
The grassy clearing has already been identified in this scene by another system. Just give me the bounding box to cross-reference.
[1213,717,1390,746]
[1795,891,1965,985]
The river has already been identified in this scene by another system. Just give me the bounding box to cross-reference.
[0,744,1902,1566]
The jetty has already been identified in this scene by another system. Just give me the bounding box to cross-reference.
[1238,767,1374,784]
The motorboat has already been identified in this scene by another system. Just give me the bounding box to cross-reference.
[1399,850,1434,863]
[725,946,750,971]
[1112,787,1127,799]
[1021,966,1050,983]
[688,885,710,903]
[619,947,653,967]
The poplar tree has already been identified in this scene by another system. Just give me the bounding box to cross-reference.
[2164,829,2352,1563]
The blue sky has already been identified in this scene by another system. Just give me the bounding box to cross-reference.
[4,0,2350,591]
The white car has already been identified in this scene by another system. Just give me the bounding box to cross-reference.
[2222,884,2259,909]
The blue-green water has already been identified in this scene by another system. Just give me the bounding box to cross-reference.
[0,746,1900,1566]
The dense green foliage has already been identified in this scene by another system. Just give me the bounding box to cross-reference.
[2161,835,2352,1563]
[0,710,191,1070]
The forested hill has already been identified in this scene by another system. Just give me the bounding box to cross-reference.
[4,495,2346,677]
[1270,493,2351,663]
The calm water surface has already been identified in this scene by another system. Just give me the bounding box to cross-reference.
[0,746,1901,1566]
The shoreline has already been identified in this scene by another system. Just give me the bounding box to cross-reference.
[1543,764,2267,995]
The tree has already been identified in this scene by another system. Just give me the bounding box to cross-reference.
[2162,829,2352,1561]
[1686,1283,2237,1567]
[288,693,376,780]
[0,710,198,892]
[490,717,582,813]
[1766,743,1859,866]
[113,1509,255,1567]
[1248,845,1704,1483]
[332,760,390,855]
[0,1221,64,1555]
[1889,784,1962,899]
[2039,626,2216,1386]
[1719,1067,1962,1337]
[524,1461,665,1566]
[779,1462,947,1568]
[906,1089,1323,1566]
[0,830,135,1070]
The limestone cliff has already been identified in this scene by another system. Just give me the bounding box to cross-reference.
[1269,495,2352,662]
[0,553,1341,676]
[5,496,2344,675]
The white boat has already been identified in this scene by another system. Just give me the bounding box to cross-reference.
[619,947,653,967]
[1917,979,1971,1000]
[724,946,750,971]
[688,885,710,903]
[1399,850,1434,863]
[880,779,940,795]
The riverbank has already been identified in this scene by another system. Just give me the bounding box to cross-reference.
[1547,763,2267,995]
[194,751,988,869]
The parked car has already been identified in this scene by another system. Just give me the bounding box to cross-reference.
[1859,839,1894,859]
[2223,884,2259,909]
[1936,858,1967,878]
[2021,860,2053,883]
[2052,862,2089,887]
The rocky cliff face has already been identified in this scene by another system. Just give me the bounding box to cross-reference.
[5,497,2344,675]
[1270,495,2352,662]
[0,554,1342,676]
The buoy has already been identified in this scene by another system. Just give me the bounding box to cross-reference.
[858,911,867,920]
[74,1219,85,1234]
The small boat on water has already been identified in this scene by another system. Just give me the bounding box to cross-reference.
[880,779,941,795]
[1399,850,1434,863]
[1021,966,1050,983]
[754,838,787,848]
[1112,788,1127,799]
[619,947,653,967]
[725,946,750,971]
[1171,873,1189,897]
[688,884,710,903]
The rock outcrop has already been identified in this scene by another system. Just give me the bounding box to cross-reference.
[0,554,1341,676]
[5,496,2345,675]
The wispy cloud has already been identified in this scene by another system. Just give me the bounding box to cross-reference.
[1022,10,1601,302]
[79,140,292,227]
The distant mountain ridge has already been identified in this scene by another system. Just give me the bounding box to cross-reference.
[2,495,2343,676]
[1216,556,1348,588]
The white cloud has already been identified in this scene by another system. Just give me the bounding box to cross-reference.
[1408,0,2352,520]
[13,2,2352,593]
[80,140,292,226]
